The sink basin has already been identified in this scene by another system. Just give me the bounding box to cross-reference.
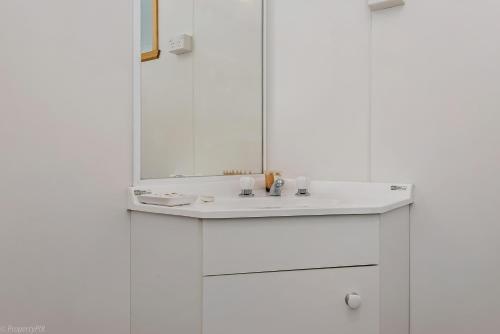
[212,196,340,210]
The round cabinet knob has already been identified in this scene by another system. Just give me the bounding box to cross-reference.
[345,293,362,310]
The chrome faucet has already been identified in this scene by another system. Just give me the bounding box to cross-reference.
[269,176,285,196]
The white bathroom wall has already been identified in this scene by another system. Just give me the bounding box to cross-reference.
[267,0,371,181]
[0,1,132,333]
[371,1,500,333]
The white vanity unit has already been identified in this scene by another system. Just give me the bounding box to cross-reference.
[129,178,413,334]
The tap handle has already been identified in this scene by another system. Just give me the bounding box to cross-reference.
[274,176,284,186]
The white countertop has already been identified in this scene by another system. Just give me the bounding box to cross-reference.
[128,178,414,219]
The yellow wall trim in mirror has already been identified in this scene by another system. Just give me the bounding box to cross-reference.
[141,0,160,62]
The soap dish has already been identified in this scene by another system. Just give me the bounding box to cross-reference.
[137,193,197,207]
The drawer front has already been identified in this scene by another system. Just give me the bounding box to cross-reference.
[203,215,379,276]
[203,266,379,334]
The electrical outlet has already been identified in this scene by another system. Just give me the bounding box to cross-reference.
[167,34,193,55]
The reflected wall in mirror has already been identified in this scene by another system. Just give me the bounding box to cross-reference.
[141,0,160,61]
[140,0,263,179]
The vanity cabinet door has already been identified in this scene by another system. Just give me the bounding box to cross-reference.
[203,266,379,334]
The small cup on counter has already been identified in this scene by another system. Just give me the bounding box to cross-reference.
[295,176,311,196]
[239,176,256,197]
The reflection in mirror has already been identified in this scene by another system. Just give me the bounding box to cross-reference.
[140,0,263,179]
[141,0,160,61]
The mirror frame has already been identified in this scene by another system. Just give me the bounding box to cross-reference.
[133,0,268,185]
[141,0,160,62]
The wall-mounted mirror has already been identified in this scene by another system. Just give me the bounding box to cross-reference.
[138,0,264,179]
[141,0,160,61]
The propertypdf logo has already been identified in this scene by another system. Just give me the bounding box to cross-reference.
[0,325,46,333]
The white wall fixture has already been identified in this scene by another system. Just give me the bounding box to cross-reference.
[167,34,193,55]
[368,0,405,11]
